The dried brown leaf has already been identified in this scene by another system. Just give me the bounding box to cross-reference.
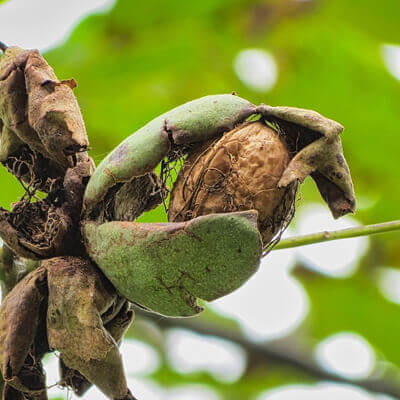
[0,266,48,395]
[0,46,89,190]
[46,257,132,399]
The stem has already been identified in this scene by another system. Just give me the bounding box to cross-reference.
[273,220,400,251]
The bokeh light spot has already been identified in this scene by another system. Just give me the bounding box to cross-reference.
[165,385,221,400]
[315,332,375,379]
[0,0,116,51]
[166,328,246,383]
[382,44,400,82]
[295,204,369,277]
[258,382,373,400]
[376,267,400,305]
[121,338,161,375]
[210,247,309,341]
[233,49,278,92]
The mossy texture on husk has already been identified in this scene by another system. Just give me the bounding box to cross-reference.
[83,211,262,317]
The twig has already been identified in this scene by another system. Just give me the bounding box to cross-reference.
[137,310,400,399]
[273,220,400,251]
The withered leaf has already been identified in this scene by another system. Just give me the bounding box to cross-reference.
[46,257,133,399]
[257,104,356,218]
[59,300,134,397]
[0,266,48,395]
[0,46,89,190]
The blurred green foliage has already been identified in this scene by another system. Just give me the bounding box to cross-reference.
[2,0,400,398]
